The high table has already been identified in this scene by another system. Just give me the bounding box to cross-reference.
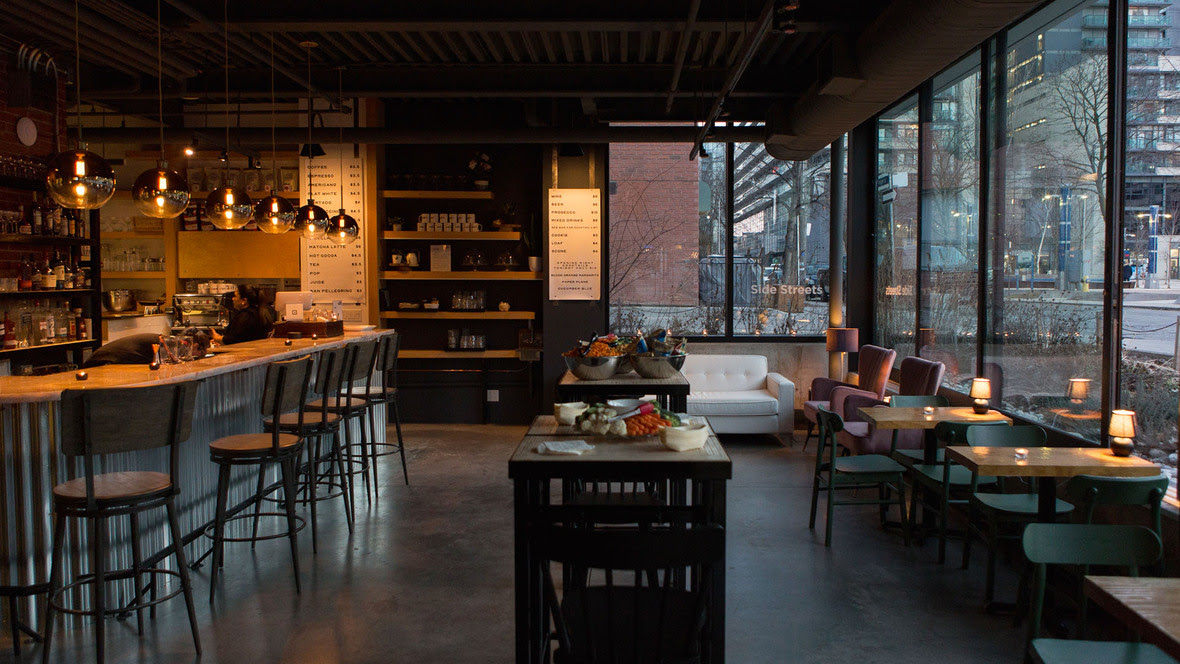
[556,370,690,411]
[508,415,731,663]
[1084,576,1180,659]
[945,446,1161,522]
[858,406,1012,464]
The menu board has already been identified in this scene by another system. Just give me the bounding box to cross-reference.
[548,188,601,300]
[300,145,366,317]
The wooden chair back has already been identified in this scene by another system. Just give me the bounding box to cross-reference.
[260,355,313,449]
[377,333,400,393]
[537,524,724,664]
[310,346,347,412]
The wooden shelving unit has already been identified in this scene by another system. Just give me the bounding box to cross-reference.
[380,311,535,320]
[0,288,94,298]
[381,270,541,280]
[382,231,520,241]
[400,349,519,360]
[0,234,90,245]
[103,231,165,239]
[0,339,99,357]
[382,190,493,200]
[102,271,166,280]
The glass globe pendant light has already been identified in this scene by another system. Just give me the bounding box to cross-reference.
[295,197,329,239]
[256,194,295,234]
[131,0,188,218]
[46,149,116,209]
[205,0,249,230]
[327,208,359,245]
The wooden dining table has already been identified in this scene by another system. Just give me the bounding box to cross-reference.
[556,370,690,411]
[858,406,1012,464]
[945,445,1161,521]
[1084,576,1180,659]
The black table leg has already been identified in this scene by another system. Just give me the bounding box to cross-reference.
[1037,476,1057,523]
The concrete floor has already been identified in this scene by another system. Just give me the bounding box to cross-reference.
[8,424,1028,663]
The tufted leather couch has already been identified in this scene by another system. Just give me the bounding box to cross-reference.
[681,354,795,435]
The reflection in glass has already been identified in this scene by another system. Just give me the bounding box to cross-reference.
[876,97,919,361]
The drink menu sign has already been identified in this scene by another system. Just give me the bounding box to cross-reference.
[548,188,601,300]
[300,145,366,317]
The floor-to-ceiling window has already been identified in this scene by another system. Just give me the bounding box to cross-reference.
[876,98,920,361]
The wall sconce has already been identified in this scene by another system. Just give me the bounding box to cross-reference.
[1108,409,1137,457]
[969,378,991,414]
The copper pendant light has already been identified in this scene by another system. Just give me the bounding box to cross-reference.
[131,0,189,218]
[206,0,250,229]
[254,33,294,234]
[294,41,328,240]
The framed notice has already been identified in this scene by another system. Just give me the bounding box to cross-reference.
[299,145,366,319]
[548,188,601,300]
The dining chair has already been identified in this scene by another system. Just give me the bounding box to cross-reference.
[346,332,409,484]
[809,408,909,547]
[834,357,946,456]
[801,344,896,449]
[309,339,380,503]
[43,382,201,664]
[1022,523,1171,664]
[960,425,1075,604]
[537,522,724,664]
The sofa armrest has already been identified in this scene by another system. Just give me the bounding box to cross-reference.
[810,376,855,401]
[766,372,795,433]
[831,386,885,421]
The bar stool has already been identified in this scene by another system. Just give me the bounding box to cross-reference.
[347,332,409,485]
[207,355,311,603]
[310,339,379,502]
[42,382,201,664]
[1,582,47,655]
[265,345,354,549]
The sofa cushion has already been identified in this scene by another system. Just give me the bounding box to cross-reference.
[682,355,768,392]
[688,390,779,416]
[803,400,828,424]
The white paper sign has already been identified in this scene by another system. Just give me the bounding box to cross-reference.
[300,145,366,312]
[548,188,601,300]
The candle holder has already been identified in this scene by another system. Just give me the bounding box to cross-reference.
[75,371,88,381]
[923,406,934,415]
[1014,448,1028,461]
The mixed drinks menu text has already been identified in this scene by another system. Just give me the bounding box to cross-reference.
[548,188,601,300]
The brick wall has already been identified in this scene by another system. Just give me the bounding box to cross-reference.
[608,143,700,305]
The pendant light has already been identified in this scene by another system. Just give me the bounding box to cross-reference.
[45,0,115,210]
[326,77,359,246]
[205,0,251,229]
[254,33,294,234]
[294,41,328,240]
[131,0,188,218]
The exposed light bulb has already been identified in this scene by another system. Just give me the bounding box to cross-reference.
[74,183,87,196]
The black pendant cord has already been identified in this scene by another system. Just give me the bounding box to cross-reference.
[73,0,83,148]
[306,45,314,202]
[338,68,345,211]
[271,33,279,192]
[156,0,164,162]
[223,0,230,180]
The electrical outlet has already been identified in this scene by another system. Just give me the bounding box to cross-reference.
[487,389,500,402]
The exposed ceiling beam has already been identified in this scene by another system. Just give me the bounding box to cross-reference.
[183,20,772,33]
[664,0,702,114]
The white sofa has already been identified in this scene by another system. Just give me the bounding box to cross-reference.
[682,354,795,435]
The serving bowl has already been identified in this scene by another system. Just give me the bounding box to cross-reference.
[630,353,687,379]
[564,355,623,380]
[102,289,137,312]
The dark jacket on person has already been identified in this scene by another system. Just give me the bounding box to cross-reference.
[83,333,161,367]
[221,307,273,344]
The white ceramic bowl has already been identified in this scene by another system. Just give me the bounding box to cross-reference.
[659,422,709,452]
[606,398,642,413]
[554,401,589,425]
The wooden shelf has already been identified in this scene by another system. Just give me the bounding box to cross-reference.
[0,174,42,191]
[382,190,493,200]
[0,339,99,357]
[0,234,91,245]
[187,191,299,199]
[381,270,541,281]
[382,231,520,241]
[102,271,166,279]
[400,349,519,359]
[380,311,535,320]
[0,288,95,298]
[103,232,165,239]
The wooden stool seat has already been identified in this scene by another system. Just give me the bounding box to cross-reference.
[345,386,396,399]
[306,396,368,410]
[209,433,301,455]
[52,471,171,503]
[264,411,341,428]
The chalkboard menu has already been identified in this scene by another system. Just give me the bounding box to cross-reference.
[548,188,601,300]
[300,145,367,318]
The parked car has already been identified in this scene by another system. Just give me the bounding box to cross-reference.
[804,264,829,301]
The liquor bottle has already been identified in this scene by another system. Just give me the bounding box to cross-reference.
[32,202,43,235]
[74,308,85,340]
[56,301,70,341]
[31,261,43,292]
[2,311,15,350]
[56,208,66,236]
[52,252,65,290]
[17,205,30,234]
[18,255,32,291]
[31,300,47,345]
[16,301,32,347]
[66,209,76,236]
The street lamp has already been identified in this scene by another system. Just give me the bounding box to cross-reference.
[1136,205,1172,289]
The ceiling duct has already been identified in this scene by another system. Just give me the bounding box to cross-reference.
[765,0,1045,160]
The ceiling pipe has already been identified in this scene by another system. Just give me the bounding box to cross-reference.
[689,0,776,160]
[664,0,702,114]
[78,125,767,145]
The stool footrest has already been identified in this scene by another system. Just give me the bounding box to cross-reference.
[49,568,185,617]
[202,511,306,544]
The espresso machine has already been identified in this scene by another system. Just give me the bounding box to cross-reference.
[171,293,227,333]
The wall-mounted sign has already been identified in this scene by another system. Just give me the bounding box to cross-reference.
[300,145,366,320]
[548,188,601,300]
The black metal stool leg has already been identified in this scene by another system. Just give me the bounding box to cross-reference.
[167,501,202,655]
[128,512,145,634]
[41,513,65,664]
[361,406,377,502]
[308,435,320,553]
[250,464,268,549]
[333,432,354,527]
[393,397,408,485]
[92,516,108,664]
[209,463,231,604]
[278,456,302,594]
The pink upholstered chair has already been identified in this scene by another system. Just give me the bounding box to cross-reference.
[801,345,896,450]
[837,356,947,456]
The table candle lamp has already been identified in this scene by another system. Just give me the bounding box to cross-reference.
[1066,378,1090,410]
[969,378,991,414]
[826,327,858,379]
[1108,409,1137,457]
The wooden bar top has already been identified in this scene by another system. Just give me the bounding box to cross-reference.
[1085,576,1180,659]
[858,406,1011,430]
[0,329,394,404]
[945,445,1161,478]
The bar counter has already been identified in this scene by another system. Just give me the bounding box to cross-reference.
[0,330,393,631]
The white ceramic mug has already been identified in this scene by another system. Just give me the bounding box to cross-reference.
[405,251,419,266]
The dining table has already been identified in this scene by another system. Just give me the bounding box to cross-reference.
[1084,576,1180,659]
[944,445,1161,522]
[556,369,690,411]
[508,415,731,663]
[858,406,1013,464]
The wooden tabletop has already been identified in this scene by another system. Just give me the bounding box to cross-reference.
[857,406,1011,430]
[509,416,730,480]
[557,370,689,391]
[1084,576,1180,659]
[945,445,1161,478]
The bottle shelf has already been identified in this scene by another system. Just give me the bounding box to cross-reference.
[380,310,535,320]
[382,231,520,241]
[0,175,43,191]
[102,271,166,279]
[0,339,100,357]
[0,288,95,298]
[382,190,494,200]
[400,349,519,359]
[381,270,541,281]
[0,234,92,245]
[103,232,165,239]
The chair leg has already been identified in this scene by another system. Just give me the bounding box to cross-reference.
[937,493,949,565]
[334,432,354,528]
[8,595,19,656]
[392,397,408,485]
[808,467,822,530]
[824,478,836,547]
[41,512,65,664]
[984,520,998,604]
[896,478,911,548]
[360,408,376,503]
[308,436,320,553]
[878,485,889,526]
[128,512,145,634]
[909,483,922,543]
[364,405,379,500]
[249,464,268,549]
[801,421,814,452]
[278,456,302,594]
[962,504,974,571]
[342,417,361,512]
[209,463,231,604]
[167,500,202,655]
[92,516,108,664]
